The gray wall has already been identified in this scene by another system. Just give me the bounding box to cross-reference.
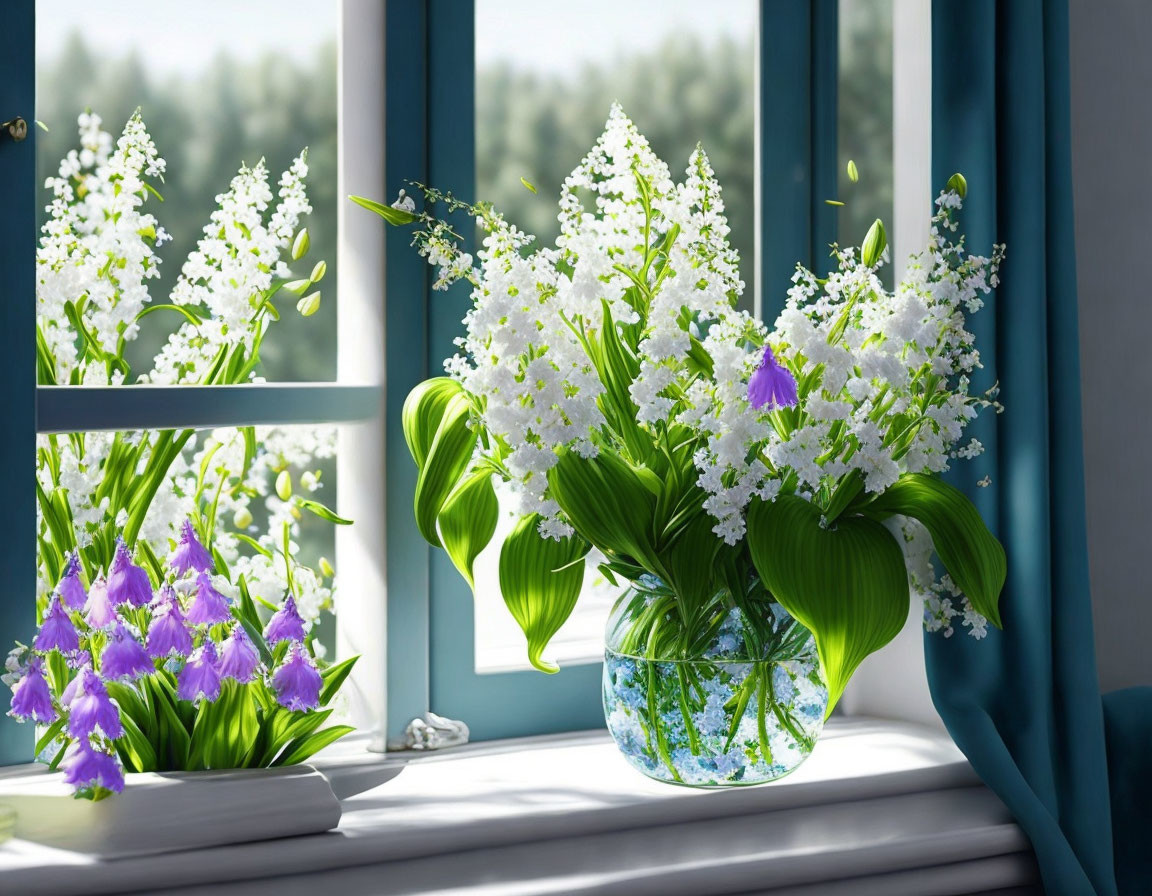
[1070,0,1152,691]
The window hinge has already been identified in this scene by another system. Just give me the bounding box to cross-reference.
[1,118,27,142]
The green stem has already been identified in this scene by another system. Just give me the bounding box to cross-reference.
[756,663,774,765]
[675,665,701,754]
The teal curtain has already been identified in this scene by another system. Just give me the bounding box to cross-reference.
[928,2,1118,893]
[758,0,838,318]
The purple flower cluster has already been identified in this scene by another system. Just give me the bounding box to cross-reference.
[7,520,331,798]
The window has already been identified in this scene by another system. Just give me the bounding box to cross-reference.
[0,1,380,766]
[0,0,921,764]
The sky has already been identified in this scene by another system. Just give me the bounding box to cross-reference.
[36,0,338,75]
[37,0,756,77]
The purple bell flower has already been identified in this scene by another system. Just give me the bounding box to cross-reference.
[170,520,214,577]
[146,589,193,659]
[177,641,221,704]
[107,538,153,608]
[67,668,123,739]
[185,572,231,626]
[9,656,56,723]
[84,575,117,629]
[264,594,306,645]
[33,597,80,655]
[218,625,260,684]
[62,741,125,794]
[100,623,153,681]
[60,659,90,707]
[272,641,322,712]
[57,553,88,611]
[748,346,799,410]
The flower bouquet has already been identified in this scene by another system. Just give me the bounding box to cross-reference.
[5,112,355,805]
[355,105,1006,786]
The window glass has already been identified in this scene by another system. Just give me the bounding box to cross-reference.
[35,0,338,382]
[837,0,893,284]
[36,425,340,657]
[472,0,758,672]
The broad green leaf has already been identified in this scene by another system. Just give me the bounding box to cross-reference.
[413,393,477,546]
[867,473,1005,628]
[499,514,588,673]
[586,300,649,462]
[403,377,463,469]
[547,449,663,578]
[437,470,499,588]
[746,496,909,714]
[297,498,353,526]
[657,511,722,628]
[273,725,356,767]
[349,194,420,225]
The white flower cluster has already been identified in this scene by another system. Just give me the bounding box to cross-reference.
[401,107,1002,636]
[145,154,311,385]
[37,112,169,385]
[35,113,336,629]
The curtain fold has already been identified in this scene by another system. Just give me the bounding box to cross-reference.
[927,2,1118,893]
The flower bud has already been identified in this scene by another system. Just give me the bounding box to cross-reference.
[284,278,310,295]
[946,172,968,199]
[291,229,310,261]
[861,218,887,268]
[233,508,253,530]
[297,292,321,317]
[276,470,293,501]
[846,159,859,183]
[319,557,335,578]
[310,260,327,283]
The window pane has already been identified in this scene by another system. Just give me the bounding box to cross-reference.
[472,0,759,673]
[837,0,893,284]
[35,1,338,383]
[36,425,340,659]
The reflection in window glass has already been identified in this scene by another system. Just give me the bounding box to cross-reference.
[35,0,338,382]
[837,0,893,283]
[36,425,339,657]
[472,0,758,672]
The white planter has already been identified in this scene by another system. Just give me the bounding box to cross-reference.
[0,763,341,858]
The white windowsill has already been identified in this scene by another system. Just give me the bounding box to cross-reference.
[0,717,1038,895]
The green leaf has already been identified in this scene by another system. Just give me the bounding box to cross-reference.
[114,711,158,773]
[413,393,476,546]
[273,725,356,767]
[258,708,332,766]
[520,177,537,194]
[657,512,722,628]
[297,498,353,525]
[946,172,968,199]
[403,377,464,469]
[437,469,499,588]
[349,194,420,225]
[498,514,588,673]
[746,496,909,713]
[866,473,1005,628]
[547,449,662,577]
[136,303,204,327]
[192,680,259,769]
[319,655,358,706]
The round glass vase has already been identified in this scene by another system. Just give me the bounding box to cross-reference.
[602,577,829,787]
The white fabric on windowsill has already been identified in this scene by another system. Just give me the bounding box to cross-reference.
[0,717,1039,895]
